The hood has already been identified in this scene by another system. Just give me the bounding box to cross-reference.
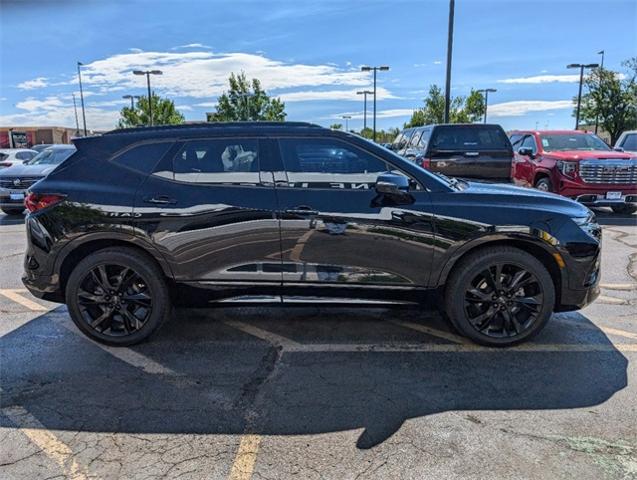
[0,162,58,177]
[461,181,590,219]
[543,150,634,161]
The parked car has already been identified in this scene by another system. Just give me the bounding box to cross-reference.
[0,145,76,215]
[30,143,55,154]
[390,124,513,182]
[0,148,38,169]
[614,131,637,154]
[22,122,600,347]
[509,130,637,214]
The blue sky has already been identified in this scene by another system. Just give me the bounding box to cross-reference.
[1,0,636,132]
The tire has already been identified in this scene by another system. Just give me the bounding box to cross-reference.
[611,204,637,215]
[65,247,171,346]
[1,207,24,215]
[534,177,552,192]
[445,246,555,347]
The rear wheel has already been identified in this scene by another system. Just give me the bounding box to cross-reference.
[445,247,555,347]
[1,208,24,215]
[65,247,170,346]
[611,204,637,215]
[535,177,552,192]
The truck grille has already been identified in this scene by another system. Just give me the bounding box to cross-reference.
[0,176,43,189]
[579,159,637,184]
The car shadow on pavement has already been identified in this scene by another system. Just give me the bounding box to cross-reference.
[0,214,25,226]
[592,208,637,227]
[0,306,629,449]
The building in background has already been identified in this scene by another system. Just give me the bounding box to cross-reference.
[0,126,78,148]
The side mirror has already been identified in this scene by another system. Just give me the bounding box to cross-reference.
[613,146,624,152]
[375,173,413,204]
[518,147,535,158]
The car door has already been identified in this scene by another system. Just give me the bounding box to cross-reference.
[134,136,282,285]
[517,135,538,186]
[273,135,435,298]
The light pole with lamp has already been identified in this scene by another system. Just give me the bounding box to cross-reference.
[341,115,352,131]
[477,88,497,123]
[361,65,389,142]
[133,70,163,126]
[122,94,141,110]
[76,62,88,135]
[567,63,599,130]
[356,90,373,130]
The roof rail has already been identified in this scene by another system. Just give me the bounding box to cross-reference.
[104,121,323,136]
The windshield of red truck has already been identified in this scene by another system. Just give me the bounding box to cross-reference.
[540,133,611,152]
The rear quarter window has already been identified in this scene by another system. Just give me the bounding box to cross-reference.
[621,133,637,151]
[111,141,174,174]
[431,126,511,151]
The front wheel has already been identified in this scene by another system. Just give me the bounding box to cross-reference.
[535,177,552,192]
[65,247,171,346]
[445,246,555,347]
[611,204,637,215]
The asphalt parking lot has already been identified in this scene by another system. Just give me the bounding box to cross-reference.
[1,210,636,480]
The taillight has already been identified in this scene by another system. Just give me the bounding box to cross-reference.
[25,193,65,213]
[417,157,431,169]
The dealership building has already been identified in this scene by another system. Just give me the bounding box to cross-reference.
[0,126,79,148]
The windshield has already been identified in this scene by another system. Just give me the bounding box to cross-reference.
[29,148,76,165]
[540,133,610,152]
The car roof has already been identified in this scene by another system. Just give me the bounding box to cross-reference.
[509,130,589,135]
[0,148,37,152]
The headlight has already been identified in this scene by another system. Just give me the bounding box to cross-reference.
[556,160,578,178]
[573,212,600,240]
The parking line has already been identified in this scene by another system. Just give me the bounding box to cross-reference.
[597,295,629,305]
[2,405,88,480]
[557,318,637,341]
[224,320,301,348]
[600,283,637,291]
[389,319,470,344]
[228,434,261,480]
[0,288,48,311]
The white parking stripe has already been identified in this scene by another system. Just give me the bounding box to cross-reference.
[389,319,470,344]
[2,405,88,480]
[224,320,301,348]
[600,283,637,291]
[0,288,48,311]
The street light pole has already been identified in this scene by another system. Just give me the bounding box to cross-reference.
[361,66,389,142]
[356,90,373,130]
[444,0,455,123]
[72,93,80,136]
[594,50,605,134]
[77,62,87,135]
[123,95,141,109]
[567,63,599,130]
[133,70,163,126]
[341,115,351,131]
[477,88,497,123]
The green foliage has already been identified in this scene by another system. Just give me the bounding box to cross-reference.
[357,126,400,143]
[404,85,485,127]
[576,58,637,144]
[207,72,287,122]
[118,93,185,128]
[330,123,343,130]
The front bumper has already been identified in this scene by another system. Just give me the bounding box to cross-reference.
[0,187,27,209]
[557,178,637,207]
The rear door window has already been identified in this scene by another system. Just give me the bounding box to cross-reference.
[430,125,511,151]
[112,141,174,174]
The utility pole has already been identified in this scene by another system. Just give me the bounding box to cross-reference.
[444,0,455,123]
[361,66,389,141]
[72,93,80,136]
[77,62,87,135]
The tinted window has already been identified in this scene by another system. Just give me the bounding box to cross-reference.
[113,142,173,173]
[540,133,610,152]
[279,138,390,189]
[172,138,260,184]
[509,134,523,148]
[29,148,76,165]
[16,151,33,160]
[521,135,537,153]
[409,130,423,147]
[620,133,637,151]
[430,125,511,150]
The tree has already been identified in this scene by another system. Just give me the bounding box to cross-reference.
[330,123,343,130]
[576,58,637,144]
[404,85,485,127]
[358,126,399,143]
[118,93,185,128]
[207,72,286,122]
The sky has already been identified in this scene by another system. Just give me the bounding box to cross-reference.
[1,0,636,133]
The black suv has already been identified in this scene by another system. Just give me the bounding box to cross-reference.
[23,122,600,347]
[391,124,513,182]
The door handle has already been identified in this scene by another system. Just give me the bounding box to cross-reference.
[285,206,319,216]
[143,195,177,205]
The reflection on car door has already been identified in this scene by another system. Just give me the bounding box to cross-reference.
[273,136,435,299]
[134,137,282,285]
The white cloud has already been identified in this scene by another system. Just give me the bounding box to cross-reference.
[433,60,442,65]
[193,102,218,108]
[331,108,413,120]
[17,77,49,90]
[487,100,572,117]
[279,87,395,102]
[498,74,581,84]
[129,48,144,53]
[69,50,378,100]
[172,43,212,50]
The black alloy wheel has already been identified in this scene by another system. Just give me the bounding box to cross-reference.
[77,264,152,337]
[66,247,170,346]
[463,263,543,338]
[445,246,555,346]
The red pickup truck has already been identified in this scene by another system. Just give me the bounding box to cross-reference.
[509,130,637,214]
